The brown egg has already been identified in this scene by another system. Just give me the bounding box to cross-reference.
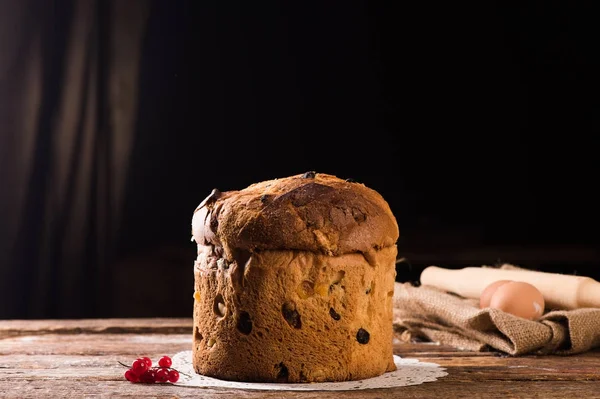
[479,280,512,309]
[488,281,545,320]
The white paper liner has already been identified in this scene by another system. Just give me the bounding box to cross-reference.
[171,351,447,391]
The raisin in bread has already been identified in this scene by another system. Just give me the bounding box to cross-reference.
[191,172,399,382]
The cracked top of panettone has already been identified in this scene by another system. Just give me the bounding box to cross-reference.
[191,172,399,257]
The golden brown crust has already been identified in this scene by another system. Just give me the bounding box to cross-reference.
[191,172,399,258]
[192,246,398,382]
[190,173,399,382]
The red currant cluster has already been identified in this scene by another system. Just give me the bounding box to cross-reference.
[122,356,180,384]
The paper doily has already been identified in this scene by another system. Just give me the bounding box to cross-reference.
[171,351,447,391]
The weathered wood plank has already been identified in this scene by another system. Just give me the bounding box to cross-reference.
[0,318,193,338]
[2,356,598,382]
[2,349,597,371]
[0,334,477,357]
[2,319,600,398]
[393,342,496,357]
[2,379,600,398]
[0,334,191,356]
[2,334,600,383]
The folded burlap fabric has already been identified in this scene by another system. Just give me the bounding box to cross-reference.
[393,279,600,355]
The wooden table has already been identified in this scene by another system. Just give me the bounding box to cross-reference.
[2,318,599,398]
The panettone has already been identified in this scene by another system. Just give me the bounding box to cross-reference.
[190,172,399,382]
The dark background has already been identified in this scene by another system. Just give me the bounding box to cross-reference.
[1,1,598,319]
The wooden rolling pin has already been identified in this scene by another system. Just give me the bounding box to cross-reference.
[420,266,600,310]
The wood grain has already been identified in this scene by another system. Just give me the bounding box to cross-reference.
[0,318,193,338]
[1,318,599,398]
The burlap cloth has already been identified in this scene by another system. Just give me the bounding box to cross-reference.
[392,266,600,356]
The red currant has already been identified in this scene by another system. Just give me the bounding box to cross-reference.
[124,369,139,382]
[131,359,149,376]
[168,369,180,383]
[158,356,172,368]
[140,368,156,384]
[141,356,152,368]
[155,368,170,383]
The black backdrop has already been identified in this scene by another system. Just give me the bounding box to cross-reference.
[1,0,599,319]
[121,0,599,254]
